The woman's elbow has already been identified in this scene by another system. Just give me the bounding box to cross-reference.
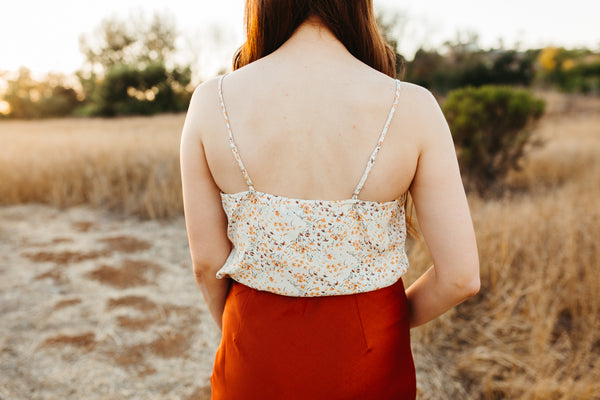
[191,264,206,288]
[462,273,481,298]
[191,251,228,285]
[443,261,481,300]
[456,261,481,299]
[192,259,217,284]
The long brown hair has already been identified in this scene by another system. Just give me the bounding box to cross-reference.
[233,0,397,78]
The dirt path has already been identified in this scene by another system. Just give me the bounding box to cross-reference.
[0,204,219,400]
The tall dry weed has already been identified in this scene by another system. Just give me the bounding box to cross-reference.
[408,183,600,399]
[406,92,600,399]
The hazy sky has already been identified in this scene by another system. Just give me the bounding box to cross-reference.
[2,0,599,79]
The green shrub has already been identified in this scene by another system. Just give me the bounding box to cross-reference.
[89,62,191,117]
[442,85,545,194]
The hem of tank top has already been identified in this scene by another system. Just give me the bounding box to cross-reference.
[219,189,406,206]
[219,275,409,297]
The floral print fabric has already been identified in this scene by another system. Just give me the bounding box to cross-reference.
[218,191,409,296]
[216,74,408,297]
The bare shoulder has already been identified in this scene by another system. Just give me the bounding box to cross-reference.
[398,81,437,107]
[182,76,224,142]
[396,81,452,149]
[188,76,222,121]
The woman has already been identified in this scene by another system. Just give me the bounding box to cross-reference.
[180,1,480,398]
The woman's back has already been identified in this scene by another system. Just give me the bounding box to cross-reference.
[198,21,430,203]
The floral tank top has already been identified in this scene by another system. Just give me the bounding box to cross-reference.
[216,74,409,297]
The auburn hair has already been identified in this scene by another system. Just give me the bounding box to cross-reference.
[233,0,397,78]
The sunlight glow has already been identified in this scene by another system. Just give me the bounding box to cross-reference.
[0,100,11,115]
[127,86,158,101]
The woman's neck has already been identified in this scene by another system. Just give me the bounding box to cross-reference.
[275,17,352,59]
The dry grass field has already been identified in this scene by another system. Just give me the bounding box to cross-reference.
[0,114,184,219]
[1,91,599,399]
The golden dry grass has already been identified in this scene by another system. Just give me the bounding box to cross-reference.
[0,114,184,218]
[405,91,600,399]
[1,92,599,398]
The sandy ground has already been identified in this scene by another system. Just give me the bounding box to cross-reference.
[0,204,219,400]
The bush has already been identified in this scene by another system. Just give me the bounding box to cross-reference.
[442,85,545,194]
[89,62,192,117]
[404,47,538,95]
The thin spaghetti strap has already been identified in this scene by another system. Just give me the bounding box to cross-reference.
[352,79,402,200]
[218,74,255,191]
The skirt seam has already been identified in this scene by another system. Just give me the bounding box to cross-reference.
[233,285,254,343]
[353,295,371,352]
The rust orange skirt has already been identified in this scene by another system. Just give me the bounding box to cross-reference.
[211,278,416,399]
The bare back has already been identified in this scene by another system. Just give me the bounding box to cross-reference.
[200,50,424,203]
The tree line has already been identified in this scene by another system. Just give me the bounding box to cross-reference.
[1,12,598,120]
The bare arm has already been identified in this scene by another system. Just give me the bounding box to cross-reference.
[180,81,233,330]
[406,88,480,328]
